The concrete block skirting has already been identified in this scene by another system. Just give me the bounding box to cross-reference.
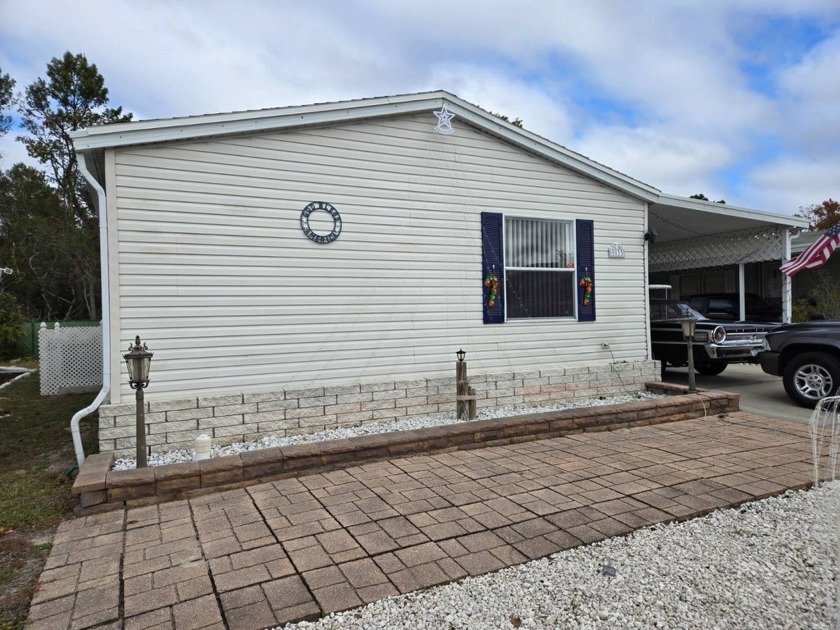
[74,384,739,513]
[98,360,660,457]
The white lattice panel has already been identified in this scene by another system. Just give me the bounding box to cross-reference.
[38,323,103,395]
[649,227,785,273]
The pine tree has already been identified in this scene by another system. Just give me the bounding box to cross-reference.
[12,52,132,319]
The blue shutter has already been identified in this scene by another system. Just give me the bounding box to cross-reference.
[576,219,595,322]
[481,212,505,324]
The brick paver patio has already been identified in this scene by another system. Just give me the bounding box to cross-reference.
[28,412,817,629]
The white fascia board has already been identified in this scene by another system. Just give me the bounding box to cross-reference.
[70,90,660,202]
[70,93,449,151]
[655,193,809,229]
[442,99,660,203]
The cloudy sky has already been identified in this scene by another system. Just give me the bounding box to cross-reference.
[1,0,838,215]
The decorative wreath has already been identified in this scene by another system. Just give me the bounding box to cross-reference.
[484,273,500,308]
[579,275,593,306]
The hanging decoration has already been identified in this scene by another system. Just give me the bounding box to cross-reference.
[484,273,500,308]
[579,274,593,306]
[434,104,455,135]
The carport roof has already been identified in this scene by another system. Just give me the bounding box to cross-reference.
[650,193,807,243]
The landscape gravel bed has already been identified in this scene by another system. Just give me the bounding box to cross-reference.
[113,391,662,470]
[282,483,839,630]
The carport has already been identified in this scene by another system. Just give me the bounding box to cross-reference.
[647,194,808,322]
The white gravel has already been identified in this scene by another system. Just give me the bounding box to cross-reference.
[113,391,661,470]
[282,483,840,630]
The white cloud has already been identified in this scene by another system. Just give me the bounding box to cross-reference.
[746,159,840,215]
[777,30,840,151]
[575,125,733,197]
[1,1,838,215]
[0,134,38,171]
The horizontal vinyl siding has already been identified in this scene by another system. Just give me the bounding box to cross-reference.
[112,114,647,401]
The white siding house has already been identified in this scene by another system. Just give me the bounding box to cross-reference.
[72,92,663,458]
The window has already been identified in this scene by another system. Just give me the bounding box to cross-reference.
[481,212,593,324]
[708,297,735,313]
[504,216,575,318]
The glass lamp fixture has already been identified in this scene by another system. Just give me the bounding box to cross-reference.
[680,318,697,340]
[124,336,153,389]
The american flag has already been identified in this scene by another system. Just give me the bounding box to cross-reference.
[780,222,840,277]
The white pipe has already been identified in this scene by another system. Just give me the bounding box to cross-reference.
[782,227,792,323]
[71,152,111,469]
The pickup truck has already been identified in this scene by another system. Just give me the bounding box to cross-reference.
[758,321,840,408]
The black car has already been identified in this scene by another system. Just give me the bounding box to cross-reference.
[651,300,774,376]
[759,321,840,408]
[687,293,781,323]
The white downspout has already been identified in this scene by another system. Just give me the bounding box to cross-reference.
[71,152,111,469]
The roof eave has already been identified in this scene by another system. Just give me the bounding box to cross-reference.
[70,91,660,203]
[70,92,452,151]
[443,98,660,203]
[653,193,809,229]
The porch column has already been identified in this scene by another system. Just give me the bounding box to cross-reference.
[738,263,745,320]
[782,227,792,322]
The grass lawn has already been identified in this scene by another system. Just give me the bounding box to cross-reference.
[0,369,99,630]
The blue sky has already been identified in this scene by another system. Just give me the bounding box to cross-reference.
[1,0,838,215]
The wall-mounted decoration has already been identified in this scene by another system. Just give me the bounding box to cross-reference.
[579,273,593,306]
[434,105,455,135]
[608,243,626,258]
[484,273,500,308]
[300,202,342,244]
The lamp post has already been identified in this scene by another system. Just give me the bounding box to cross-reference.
[680,319,697,393]
[123,336,153,468]
[455,348,476,420]
[456,349,467,419]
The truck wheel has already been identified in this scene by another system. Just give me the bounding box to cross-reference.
[782,352,840,409]
[694,361,727,376]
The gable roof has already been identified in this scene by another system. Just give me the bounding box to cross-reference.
[71,90,807,234]
[70,90,661,203]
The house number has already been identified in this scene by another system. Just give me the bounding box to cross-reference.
[300,202,342,244]
[608,243,625,258]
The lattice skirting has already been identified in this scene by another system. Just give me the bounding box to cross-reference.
[39,323,103,395]
[649,226,784,273]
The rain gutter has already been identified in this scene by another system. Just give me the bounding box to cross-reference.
[70,152,111,468]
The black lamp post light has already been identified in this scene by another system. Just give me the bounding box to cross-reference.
[123,335,153,468]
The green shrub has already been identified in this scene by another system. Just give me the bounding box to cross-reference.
[792,298,810,323]
[0,292,25,360]
[793,271,840,322]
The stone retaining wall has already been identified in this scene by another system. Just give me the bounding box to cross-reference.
[74,384,738,514]
[98,360,659,457]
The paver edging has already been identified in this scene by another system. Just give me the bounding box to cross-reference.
[73,384,739,513]
[35,409,818,630]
